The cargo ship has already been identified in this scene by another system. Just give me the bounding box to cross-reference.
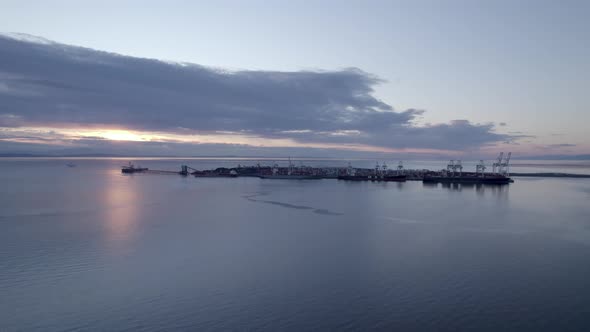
[337,162,406,182]
[422,174,512,184]
[422,157,513,185]
[192,168,238,178]
[378,174,407,182]
[337,175,368,181]
[337,174,407,182]
[258,161,322,180]
[121,162,148,174]
[259,174,322,179]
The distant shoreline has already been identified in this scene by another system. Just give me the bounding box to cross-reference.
[0,150,589,160]
[0,154,589,161]
[1,156,589,178]
[511,173,590,178]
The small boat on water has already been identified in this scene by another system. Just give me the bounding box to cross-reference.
[66,163,76,168]
[121,162,148,174]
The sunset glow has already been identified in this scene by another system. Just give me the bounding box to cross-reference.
[74,129,165,142]
[0,125,471,156]
[97,130,145,142]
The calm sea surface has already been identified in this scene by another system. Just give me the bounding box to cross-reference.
[1,158,590,331]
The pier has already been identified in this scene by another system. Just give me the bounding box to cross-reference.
[120,152,590,184]
[124,153,583,185]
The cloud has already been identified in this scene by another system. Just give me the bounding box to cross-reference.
[0,33,515,153]
[0,114,24,127]
[548,143,576,147]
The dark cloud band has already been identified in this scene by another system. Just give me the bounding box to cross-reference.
[0,33,514,151]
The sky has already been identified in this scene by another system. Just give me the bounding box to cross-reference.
[0,0,588,158]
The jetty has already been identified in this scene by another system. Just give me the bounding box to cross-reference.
[120,153,589,184]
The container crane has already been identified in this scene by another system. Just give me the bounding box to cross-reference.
[493,152,504,174]
[476,160,486,177]
[347,162,356,176]
[501,152,511,176]
[455,160,463,176]
[447,160,456,176]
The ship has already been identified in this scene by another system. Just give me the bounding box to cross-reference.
[337,162,407,182]
[422,174,512,184]
[379,174,407,182]
[258,160,322,180]
[337,174,407,182]
[121,162,148,174]
[422,155,513,185]
[193,168,238,178]
[259,174,322,179]
[337,174,369,181]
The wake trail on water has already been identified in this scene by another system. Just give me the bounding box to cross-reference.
[243,192,342,216]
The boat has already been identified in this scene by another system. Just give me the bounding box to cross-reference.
[422,157,513,185]
[337,174,407,182]
[258,161,322,179]
[259,174,322,179]
[121,162,148,174]
[380,175,407,182]
[338,162,406,182]
[337,175,370,181]
[66,163,76,168]
[193,169,238,178]
[422,174,512,184]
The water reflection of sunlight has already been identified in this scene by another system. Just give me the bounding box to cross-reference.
[102,171,140,251]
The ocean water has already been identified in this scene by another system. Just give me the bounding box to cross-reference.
[1,158,590,331]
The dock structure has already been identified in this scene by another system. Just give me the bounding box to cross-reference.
[119,162,437,181]
[423,153,514,185]
[118,153,590,183]
[122,164,195,176]
[144,170,186,175]
[120,162,498,182]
